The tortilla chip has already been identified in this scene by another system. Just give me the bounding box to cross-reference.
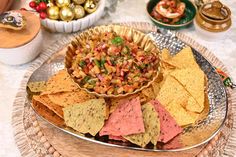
[109,135,127,142]
[42,69,79,95]
[100,97,144,136]
[170,68,205,113]
[163,135,183,150]
[156,76,187,106]
[109,94,138,114]
[124,103,160,147]
[33,95,63,118]
[151,100,183,143]
[32,98,64,126]
[161,48,171,61]
[141,86,155,100]
[164,99,198,126]
[48,90,96,107]
[27,81,46,93]
[63,99,106,136]
[163,46,199,69]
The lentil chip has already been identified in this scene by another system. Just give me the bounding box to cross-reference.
[42,69,79,95]
[150,100,182,143]
[33,95,63,119]
[99,97,144,137]
[124,103,160,147]
[27,81,46,93]
[32,98,64,126]
[63,99,106,136]
[48,90,96,107]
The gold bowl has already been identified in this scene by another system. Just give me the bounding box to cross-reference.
[65,24,161,98]
[195,1,231,32]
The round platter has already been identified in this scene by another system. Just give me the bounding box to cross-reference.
[12,22,235,157]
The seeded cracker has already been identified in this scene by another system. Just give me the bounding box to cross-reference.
[27,81,46,93]
[100,97,144,136]
[63,99,106,136]
[151,100,182,143]
[32,98,64,126]
[48,90,96,107]
[124,103,160,147]
[33,95,63,118]
[42,69,78,95]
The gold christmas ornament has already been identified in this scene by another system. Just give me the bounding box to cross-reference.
[72,0,86,5]
[59,6,75,21]
[74,5,85,19]
[47,6,60,20]
[56,0,71,8]
[84,0,97,14]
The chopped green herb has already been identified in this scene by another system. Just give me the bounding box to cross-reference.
[88,79,97,85]
[111,36,124,45]
[122,46,130,55]
[94,59,101,68]
[140,63,146,69]
[81,75,91,84]
[79,60,86,68]
[101,57,106,67]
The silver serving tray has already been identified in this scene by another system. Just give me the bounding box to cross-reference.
[27,30,227,152]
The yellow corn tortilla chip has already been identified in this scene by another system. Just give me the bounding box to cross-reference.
[63,99,106,136]
[162,46,199,69]
[161,48,171,61]
[42,69,79,95]
[48,90,96,107]
[164,99,199,126]
[170,68,205,113]
[32,98,64,126]
[33,95,63,118]
[124,103,160,147]
[156,76,187,106]
[27,81,46,93]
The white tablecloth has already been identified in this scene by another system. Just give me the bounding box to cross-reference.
[0,0,235,156]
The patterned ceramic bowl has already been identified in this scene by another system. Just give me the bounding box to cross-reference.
[41,0,105,33]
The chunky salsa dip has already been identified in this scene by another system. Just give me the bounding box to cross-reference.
[70,31,159,95]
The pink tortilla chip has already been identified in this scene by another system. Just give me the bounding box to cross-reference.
[100,97,144,136]
[163,135,183,150]
[109,135,127,142]
[150,100,183,143]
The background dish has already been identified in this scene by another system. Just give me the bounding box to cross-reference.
[41,0,105,33]
[146,0,197,29]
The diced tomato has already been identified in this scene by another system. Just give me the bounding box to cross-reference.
[83,67,89,74]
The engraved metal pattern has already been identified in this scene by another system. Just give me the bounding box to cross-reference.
[27,31,227,152]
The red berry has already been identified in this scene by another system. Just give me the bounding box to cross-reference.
[29,1,36,8]
[35,5,41,12]
[40,12,47,19]
[39,2,47,11]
